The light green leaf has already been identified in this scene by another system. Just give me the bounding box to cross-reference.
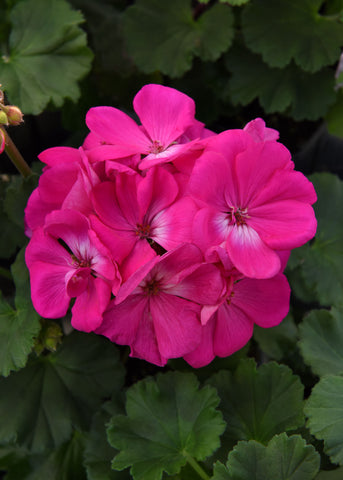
[0,0,93,114]
[212,434,320,480]
[299,308,343,376]
[122,0,234,77]
[107,371,226,480]
[242,0,343,72]
[0,332,125,452]
[225,45,336,121]
[298,173,343,306]
[207,359,305,458]
[305,375,343,465]
[0,248,40,377]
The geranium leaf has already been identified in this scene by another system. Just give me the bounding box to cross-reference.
[316,467,343,479]
[299,308,343,377]
[122,0,234,77]
[254,314,298,361]
[107,371,226,480]
[225,45,336,121]
[326,91,343,139]
[0,0,93,114]
[0,332,125,452]
[212,434,320,480]
[207,359,305,458]
[220,0,250,5]
[4,174,38,229]
[296,173,343,306]
[242,0,343,72]
[305,375,343,465]
[0,249,40,377]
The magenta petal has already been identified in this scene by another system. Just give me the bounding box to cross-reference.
[28,261,71,318]
[213,303,254,357]
[86,144,142,162]
[71,277,111,332]
[227,225,281,279]
[248,200,317,249]
[133,84,196,147]
[38,163,79,204]
[150,293,201,358]
[183,320,216,368]
[38,146,81,166]
[25,228,71,268]
[243,118,279,142]
[66,267,90,297]
[233,274,290,328]
[86,106,149,151]
[25,189,55,232]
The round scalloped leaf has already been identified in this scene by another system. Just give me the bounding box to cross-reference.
[316,468,343,479]
[107,371,226,480]
[122,0,234,77]
[305,375,343,465]
[299,308,343,377]
[297,173,343,306]
[207,359,305,458]
[225,45,336,121]
[242,0,343,72]
[212,434,320,480]
[0,332,125,453]
[0,0,93,114]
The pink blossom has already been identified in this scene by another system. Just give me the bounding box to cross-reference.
[96,244,225,366]
[91,166,198,279]
[85,84,208,170]
[189,130,317,278]
[25,210,119,332]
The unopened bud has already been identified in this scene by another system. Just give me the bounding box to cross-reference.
[4,106,24,126]
[0,129,6,154]
[0,111,8,125]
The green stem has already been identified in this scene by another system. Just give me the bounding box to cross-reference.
[184,453,210,480]
[2,127,32,178]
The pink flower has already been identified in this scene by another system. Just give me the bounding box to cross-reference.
[96,244,225,366]
[189,130,317,278]
[91,166,198,279]
[85,84,208,170]
[184,247,291,367]
[25,210,119,332]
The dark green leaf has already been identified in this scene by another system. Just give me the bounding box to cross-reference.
[122,0,234,77]
[305,375,343,465]
[107,371,225,480]
[225,45,336,121]
[326,91,343,139]
[4,174,38,229]
[242,0,343,72]
[207,359,305,457]
[297,173,343,306]
[299,308,343,376]
[316,468,343,479]
[1,0,93,114]
[0,249,40,377]
[254,314,298,361]
[212,434,320,480]
[0,332,125,452]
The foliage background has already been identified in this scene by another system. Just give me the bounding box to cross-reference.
[1,0,343,479]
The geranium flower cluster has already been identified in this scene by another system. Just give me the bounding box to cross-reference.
[25,84,317,367]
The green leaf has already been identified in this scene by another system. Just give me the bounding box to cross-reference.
[0,249,40,377]
[326,90,343,138]
[1,0,93,114]
[122,0,234,77]
[316,468,343,479]
[305,375,343,465]
[207,359,305,457]
[242,0,343,72]
[107,371,226,480]
[299,308,343,376]
[297,173,343,306]
[212,433,320,480]
[84,398,128,480]
[225,45,336,121]
[0,332,125,453]
[4,174,38,229]
[254,314,298,361]
[0,444,32,480]
[220,0,250,4]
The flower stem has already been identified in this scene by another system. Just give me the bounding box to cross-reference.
[184,453,210,480]
[1,127,32,178]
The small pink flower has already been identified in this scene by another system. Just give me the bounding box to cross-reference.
[85,84,208,170]
[25,210,119,332]
[189,130,317,278]
[96,244,225,366]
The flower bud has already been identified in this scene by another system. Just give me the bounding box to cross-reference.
[0,129,6,154]
[0,110,8,125]
[5,106,24,126]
